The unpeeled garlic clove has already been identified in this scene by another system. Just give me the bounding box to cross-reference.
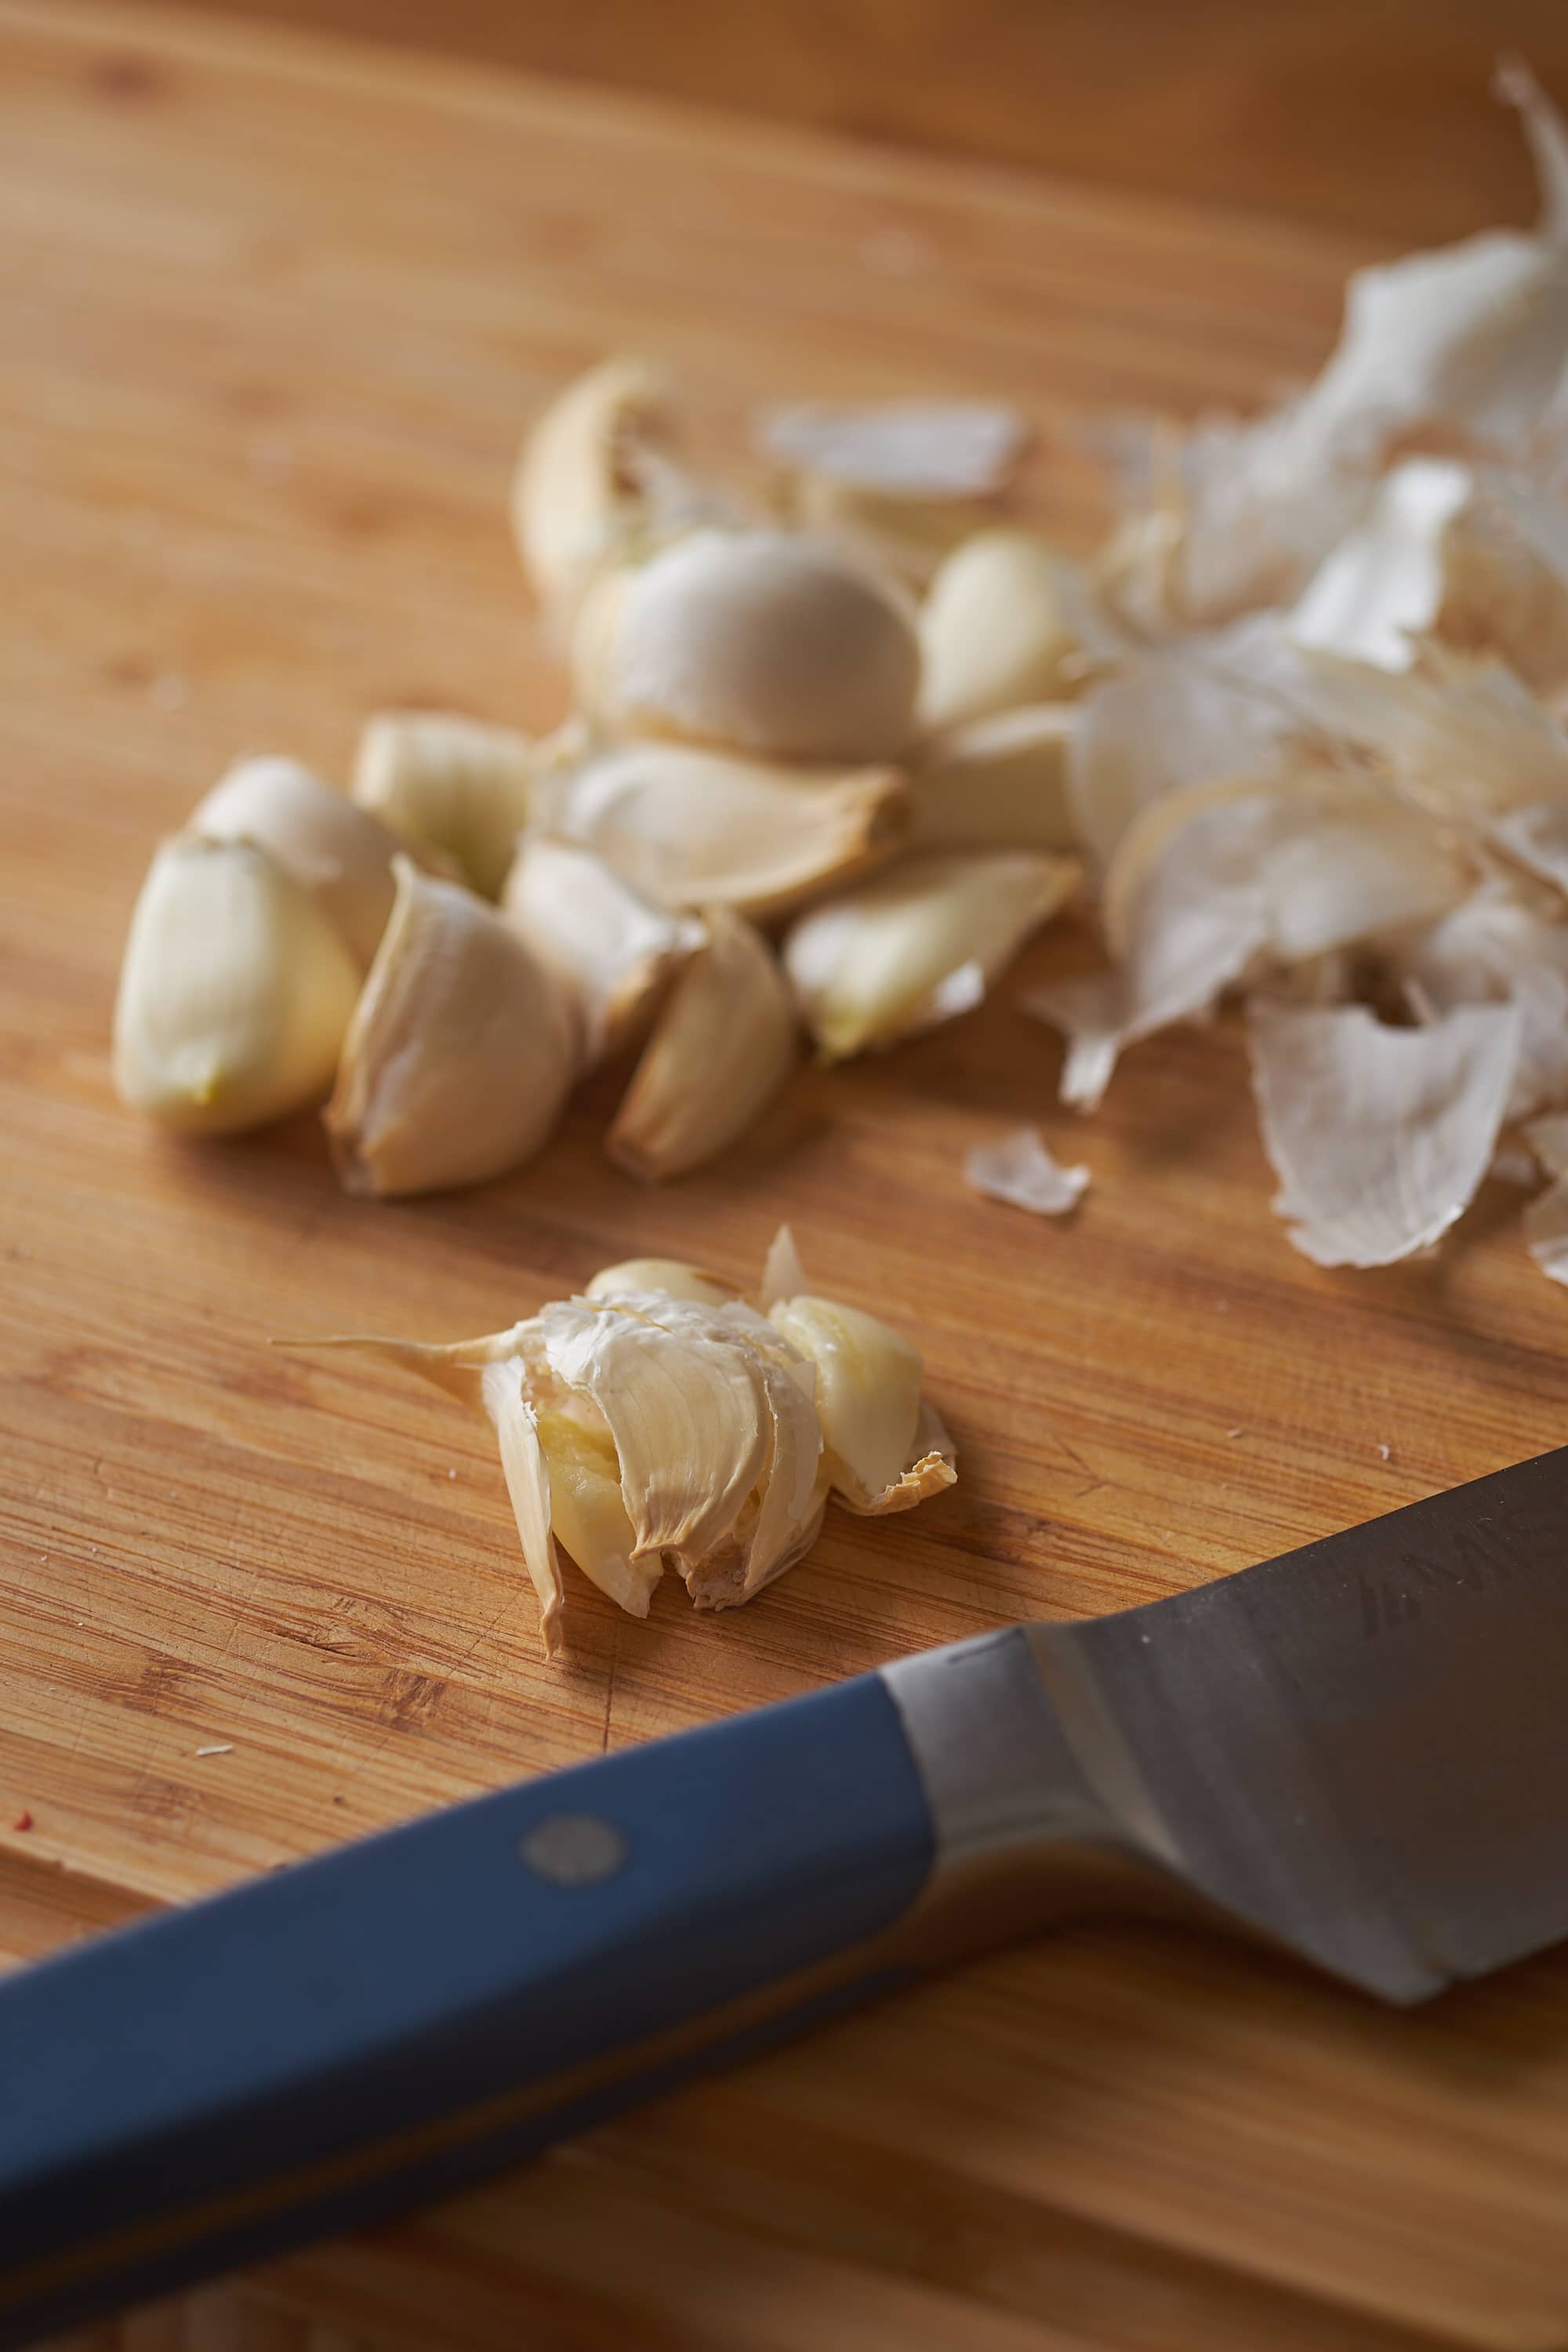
[352,712,536,899]
[325,857,579,1198]
[114,834,361,1135]
[766,1294,956,1515]
[501,837,705,1063]
[572,528,921,765]
[909,705,1080,853]
[536,739,911,920]
[783,849,1080,1061]
[608,906,797,1181]
[190,755,406,967]
[918,529,1080,732]
[510,356,673,626]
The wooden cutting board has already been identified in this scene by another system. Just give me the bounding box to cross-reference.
[5,7,1568,2347]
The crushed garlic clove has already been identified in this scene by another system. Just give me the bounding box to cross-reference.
[535,739,911,920]
[190,756,407,967]
[325,857,579,1198]
[572,528,921,765]
[501,837,705,1064]
[783,849,1080,1061]
[114,834,361,1135]
[352,712,537,900]
[608,906,797,1181]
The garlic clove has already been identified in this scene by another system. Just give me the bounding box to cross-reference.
[352,712,536,899]
[502,838,705,1063]
[482,1359,565,1657]
[537,740,910,920]
[114,834,361,1135]
[583,1258,739,1308]
[909,705,1080,853]
[510,357,682,626]
[572,527,921,765]
[325,857,580,1198]
[608,906,797,1181]
[766,1294,956,1515]
[190,755,405,967]
[531,1400,661,1619]
[783,849,1080,1062]
[918,529,1079,733]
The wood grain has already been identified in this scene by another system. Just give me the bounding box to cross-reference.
[134,0,1568,246]
[5,5,1568,2348]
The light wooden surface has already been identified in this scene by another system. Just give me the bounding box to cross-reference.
[163,0,1568,245]
[6,6,1568,2348]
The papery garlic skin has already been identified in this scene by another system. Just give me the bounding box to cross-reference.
[918,530,1079,733]
[325,858,579,1198]
[191,756,405,967]
[352,713,536,900]
[114,835,361,1136]
[784,849,1079,1061]
[608,906,797,1181]
[572,528,921,765]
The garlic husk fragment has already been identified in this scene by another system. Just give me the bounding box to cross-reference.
[760,401,1026,587]
[964,1127,1089,1215]
[758,1224,808,1311]
[325,858,579,1197]
[768,1294,956,1515]
[784,850,1080,1062]
[572,528,920,765]
[1523,1109,1568,1284]
[502,838,705,1062]
[482,1359,565,1657]
[584,1258,738,1308]
[1300,646,1568,818]
[114,835,361,1135]
[1398,880,1568,1120]
[352,713,536,899]
[1018,971,1127,1113]
[1247,1000,1520,1266]
[510,357,673,626]
[1289,457,1568,691]
[536,739,910,920]
[918,530,1079,733]
[190,757,405,967]
[909,706,1079,853]
[608,906,797,1181]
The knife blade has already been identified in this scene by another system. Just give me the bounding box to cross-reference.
[4,1445,1566,2342]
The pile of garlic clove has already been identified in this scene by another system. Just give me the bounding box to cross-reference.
[299,1229,956,1655]
[114,60,1568,1288]
[114,365,1087,1195]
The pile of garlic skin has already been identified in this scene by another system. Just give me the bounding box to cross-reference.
[307,1229,955,1653]
[114,62,1568,1283]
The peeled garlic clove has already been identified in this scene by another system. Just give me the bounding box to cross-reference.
[510,356,673,624]
[502,838,704,1062]
[572,528,920,765]
[909,706,1079,853]
[539,740,910,920]
[784,849,1080,1062]
[352,713,535,899]
[114,835,361,1135]
[918,530,1078,733]
[767,1294,954,1515]
[584,1258,739,1308]
[608,906,797,1181]
[191,755,405,967]
[325,857,579,1198]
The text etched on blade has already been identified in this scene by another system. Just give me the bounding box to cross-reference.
[1357,1503,1560,1639]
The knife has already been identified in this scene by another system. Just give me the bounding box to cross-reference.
[5,1445,1568,2343]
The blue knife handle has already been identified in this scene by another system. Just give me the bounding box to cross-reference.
[0,1673,935,2345]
